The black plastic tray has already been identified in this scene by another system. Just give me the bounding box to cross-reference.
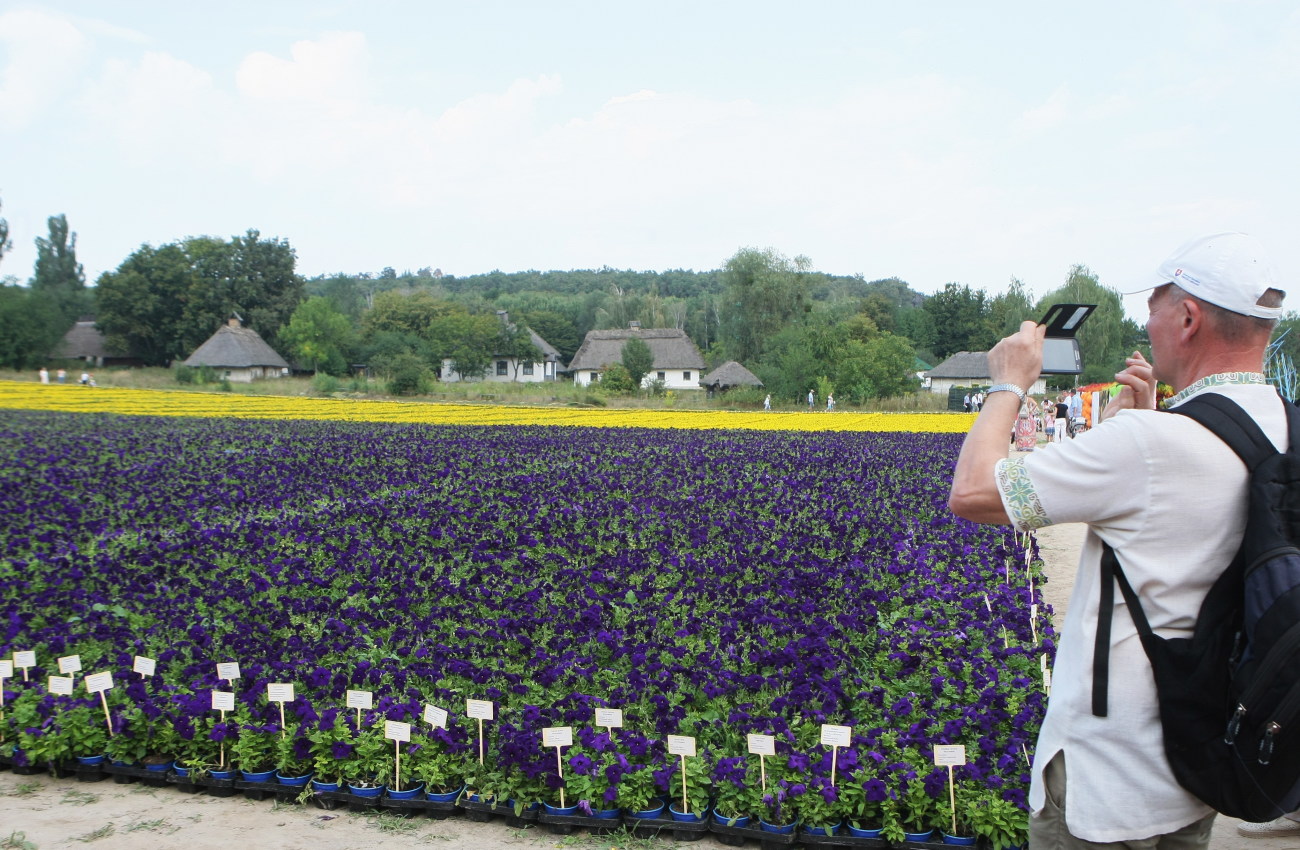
[626,812,710,842]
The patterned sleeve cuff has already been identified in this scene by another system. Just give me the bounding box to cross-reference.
[995,457,1052,530]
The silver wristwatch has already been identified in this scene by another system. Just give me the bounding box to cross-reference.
[985,383,1027,404]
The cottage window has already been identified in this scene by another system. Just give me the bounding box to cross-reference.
[657,371,666,381]
[522,362,534,375]
[591,372,599,382]
[683,371,691,381]
[496,361,508,376]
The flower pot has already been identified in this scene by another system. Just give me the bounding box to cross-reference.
[668,804,704,823]
[172,765,190,778]
[592,807,620,819]
[210,769,237,781]
[802,821,841,836]
[76,755,106,766]
[543,802,579,816]
[712,809,751,829]
[759,820,797,835]
[626,801,666,819]
[275,771,312,787]
[240,768,275,783]
[942,834,977,846]
[311,779,340,793]
[425,784,464,803]
[846,823,884,839]
[904,828,935,842]
[144,759,174,773]
[386,782,424,800]
[348,783,383,798]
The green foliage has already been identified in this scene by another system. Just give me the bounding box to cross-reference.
[312,373,341,395]
[0,283,64,370]
[615,762,662,813]
[426,311,500,380]
[404,732,465,794]
[924,283,994,359]
[598,363,635,394]
[229,710,278,773]
[621,337,654,387]
[384,353,434,396]
[521,310,581,361]
[281,296,354,375]
[32,213,89,328]
[719,247,813,363]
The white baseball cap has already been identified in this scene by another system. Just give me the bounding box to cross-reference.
[1133,231,1283,319]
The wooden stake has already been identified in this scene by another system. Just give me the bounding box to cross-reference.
[759,754,766,792]
[680,754,688,815]
[947,765,957,835]
[356,707,362,729]
[395,739,401,793]
[1020,744,1031,768]
[830,745,838,788]
[279,703,287,739]
[99,691,114,737]
[478,718,484,764]
[220,709,226,769]
[556,747,565,808]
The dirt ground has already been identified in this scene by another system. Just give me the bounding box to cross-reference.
[2,493,1290,848]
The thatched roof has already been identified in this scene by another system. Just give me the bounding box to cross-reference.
[184,319,289,369]
[525,328,563,362]
[51,321,110,359]
[567,327,705,372]
[700,360,763,390]
[925,351,991,379]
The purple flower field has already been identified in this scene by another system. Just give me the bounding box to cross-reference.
[0,410,1048,844]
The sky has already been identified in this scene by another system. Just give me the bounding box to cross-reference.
[2,1,1298,322]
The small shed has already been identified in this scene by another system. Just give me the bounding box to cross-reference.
[183,314,290,382]
[51,320,142,368]
[699,361,763,393]
[924,351,1047,401]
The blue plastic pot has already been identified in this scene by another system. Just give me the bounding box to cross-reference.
[846,823,884,839]
[712,809,751,829]
[348,783,383,798]
[759,820,797,835]
[210,769,237,780]
[145,760,174,773]
[591,807,621,819]
[76,755,106,766]
[425,785,463,803]
[311,779,340,792]
[904,828,935,842]
[626,802,666,819]
[543,802,579,816]
[803,821,841,836]
[172,765,190,778]
[387,783,424,800]
[240,768,274,783]
[276,771,312,787]
[942,834,977,846]
[668,804,704,822]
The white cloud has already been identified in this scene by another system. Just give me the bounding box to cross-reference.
[236,31,369,105]
[0,9,90,129]
[1017,85,1071,133]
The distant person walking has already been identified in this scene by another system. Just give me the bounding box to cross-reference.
[39,367,49,384]
[763,394,771,411]
[807,389,815,410]
[826,393,835,411]
[56,368,66,383]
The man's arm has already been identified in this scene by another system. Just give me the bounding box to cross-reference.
[948,321,1046,525]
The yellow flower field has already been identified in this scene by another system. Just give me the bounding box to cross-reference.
[0,381,975,433]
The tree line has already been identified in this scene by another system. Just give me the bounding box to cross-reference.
[6,198,1293,401]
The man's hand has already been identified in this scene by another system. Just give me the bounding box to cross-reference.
[987,320,1047,389]
[1101,351,1156,421]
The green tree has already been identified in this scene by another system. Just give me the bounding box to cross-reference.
[497,321,543,379]
[718,247,813,363]
[426,311,499,379]
[280,296,355,374]
[923,283,994,359]
[1034,265,1140,383]
[985,277,1035,340]
[0,283,63,370]
[95,243,198,366]
[522,309,581,361]
[31,213,88,328]
[621,337,654,388]
[598,362,636,394]
[362,290,456,338]
[180,230,303,352]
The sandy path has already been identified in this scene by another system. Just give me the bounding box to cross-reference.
[2,520,1286,848]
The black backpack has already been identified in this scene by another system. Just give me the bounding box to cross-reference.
[1091,391,1300,822]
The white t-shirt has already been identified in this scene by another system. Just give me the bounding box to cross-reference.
[994,376,1289,843]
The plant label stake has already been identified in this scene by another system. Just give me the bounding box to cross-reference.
[385,721,410,793]
[820,724,852,787]
[543,726,573,808]
[933,744,967,837]
[747,733,775,791]
[346,689,373,729]
[14,650,35,682]
[983,594,992,614]
[594,707,623,733]
[267,683,294,738]
[422,703,447,730]
[466,699,493,764]
[84,671,115,737]
[1030,604,1038,646]
[132,656,156,678]
[1020,743,1032,768]
[216,662,241,683]
[49,675,74,695]
[58,654,82,678]
[212,691,235,768]
[667,735,696,815]
[0,659,11,742]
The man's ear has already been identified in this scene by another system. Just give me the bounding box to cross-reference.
[1179,296,1204,339]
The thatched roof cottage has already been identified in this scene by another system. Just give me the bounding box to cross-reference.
[183,314,290,382]
[567,324,705,390]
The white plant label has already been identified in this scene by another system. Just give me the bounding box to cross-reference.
[820,724,852,747]
[58,655,82,674]
[216,662,241,681]
[747,733,776,756]
[0,659,12,678]
[49,675,74,695]
[14,651,36,669]
[211,691,235,712]
[346,690,373,709]
[385,721,411,743]
[466,699,493,720]
[84,671,114,693]
[1043,669,1053,689]
[543,726,573,748]
[422,704,448,728]
[133,656,156,676]
[595,708,623,728]
[934,745,967,766]
[267,683,295,703]
[667,735,697,757]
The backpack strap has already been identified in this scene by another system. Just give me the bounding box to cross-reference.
[1091,391,1292,718]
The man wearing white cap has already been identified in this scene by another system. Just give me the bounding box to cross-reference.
[948,232,1288,848]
